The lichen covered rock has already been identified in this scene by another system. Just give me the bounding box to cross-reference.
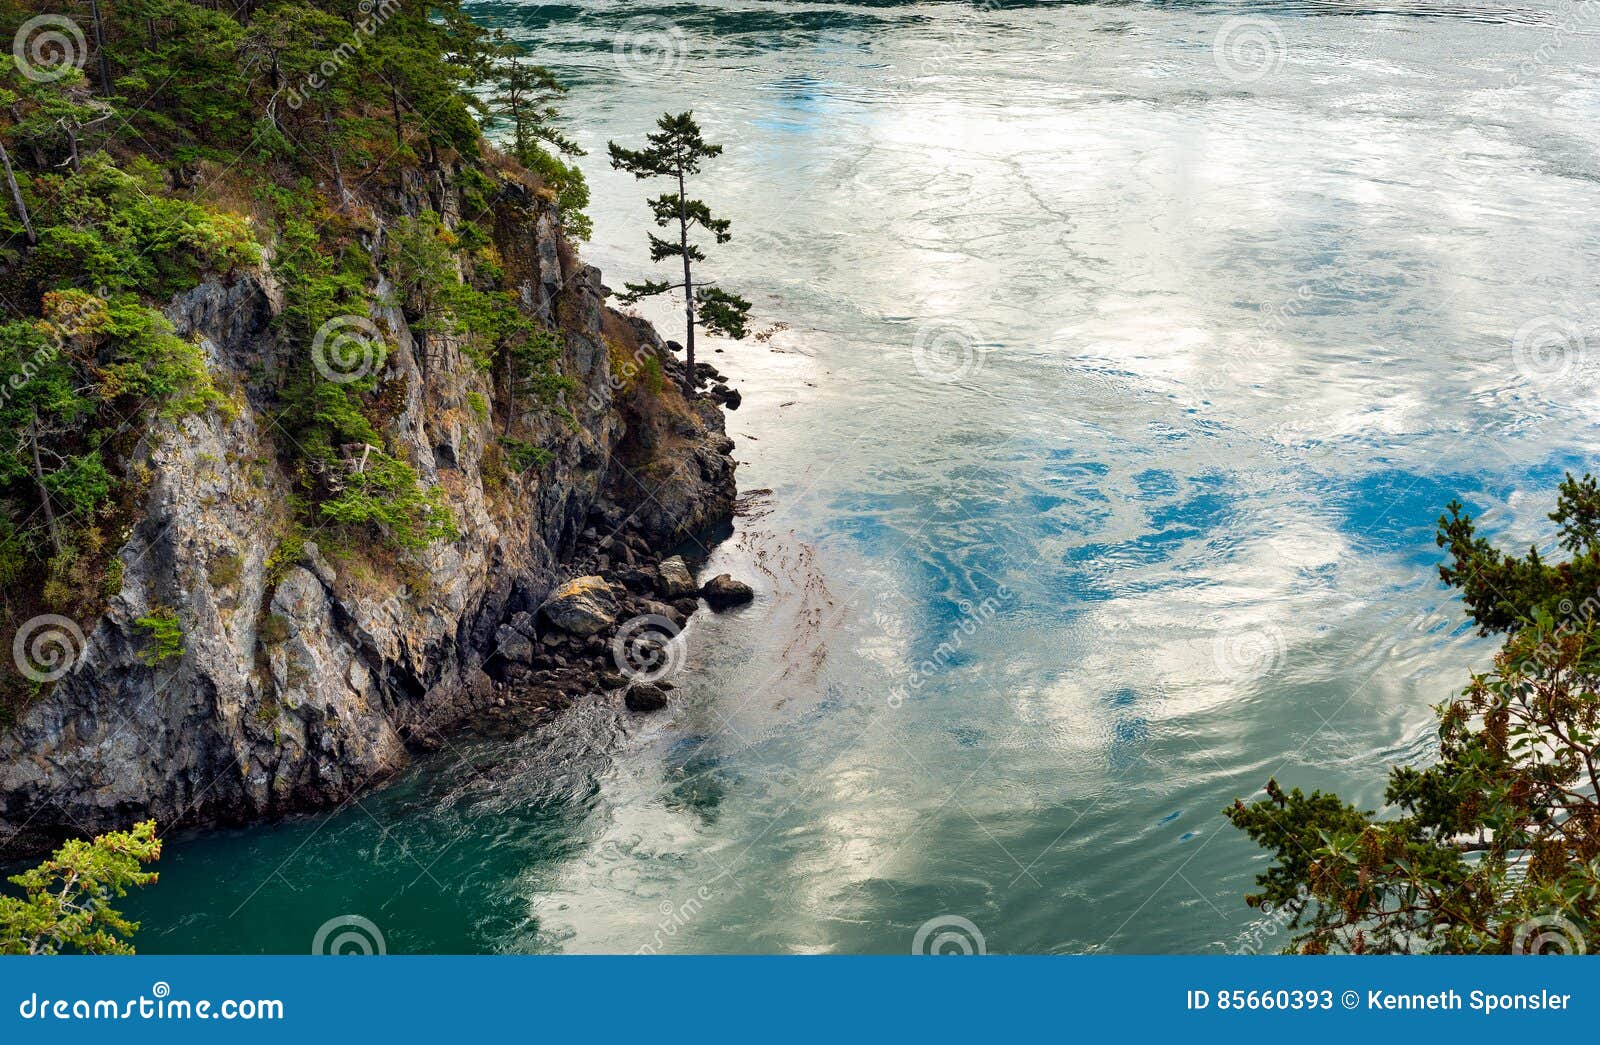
[539,577,620,636]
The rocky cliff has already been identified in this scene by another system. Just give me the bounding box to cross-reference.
[0,174,737,855]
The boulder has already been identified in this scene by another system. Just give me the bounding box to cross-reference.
[617,566,658,593]
[539,576,620,636]
[508,611,538,639]
[625,684,670,713]
[656,556,696,598]
[494,624,535,665]
[640,600,687,629]
[700,574,755,610]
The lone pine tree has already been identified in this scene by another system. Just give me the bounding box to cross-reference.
[607,111,750,394]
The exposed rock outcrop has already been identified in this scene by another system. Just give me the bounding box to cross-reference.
[0,173,738,855]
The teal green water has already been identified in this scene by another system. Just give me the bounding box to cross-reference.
[127,1,1600,953]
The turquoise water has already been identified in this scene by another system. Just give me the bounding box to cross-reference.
[128,1,1600,953]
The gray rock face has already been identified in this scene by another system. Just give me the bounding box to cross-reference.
[0,178,738,855]
[539,577,619,636]
[656,557,697,599]
[701,575,755,611]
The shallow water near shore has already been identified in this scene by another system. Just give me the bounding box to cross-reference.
[127,0,1600,953]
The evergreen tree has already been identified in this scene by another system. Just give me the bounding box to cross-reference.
[491,55,590,240]
[607,112,750,394]
[1229,477,1600,953]
[0,820,161,955]
[491,57,580,160]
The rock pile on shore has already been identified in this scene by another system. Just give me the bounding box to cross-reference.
[479,505,756,725]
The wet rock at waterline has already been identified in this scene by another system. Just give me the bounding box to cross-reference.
[625,684,671,713]
[700,574,755,610]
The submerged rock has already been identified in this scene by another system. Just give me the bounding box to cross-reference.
[540,576,619,636]
[701,574,755,610]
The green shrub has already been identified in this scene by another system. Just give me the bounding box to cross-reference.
[133,608,184,667]
[318,454,458,550]
[499,437,552,473]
